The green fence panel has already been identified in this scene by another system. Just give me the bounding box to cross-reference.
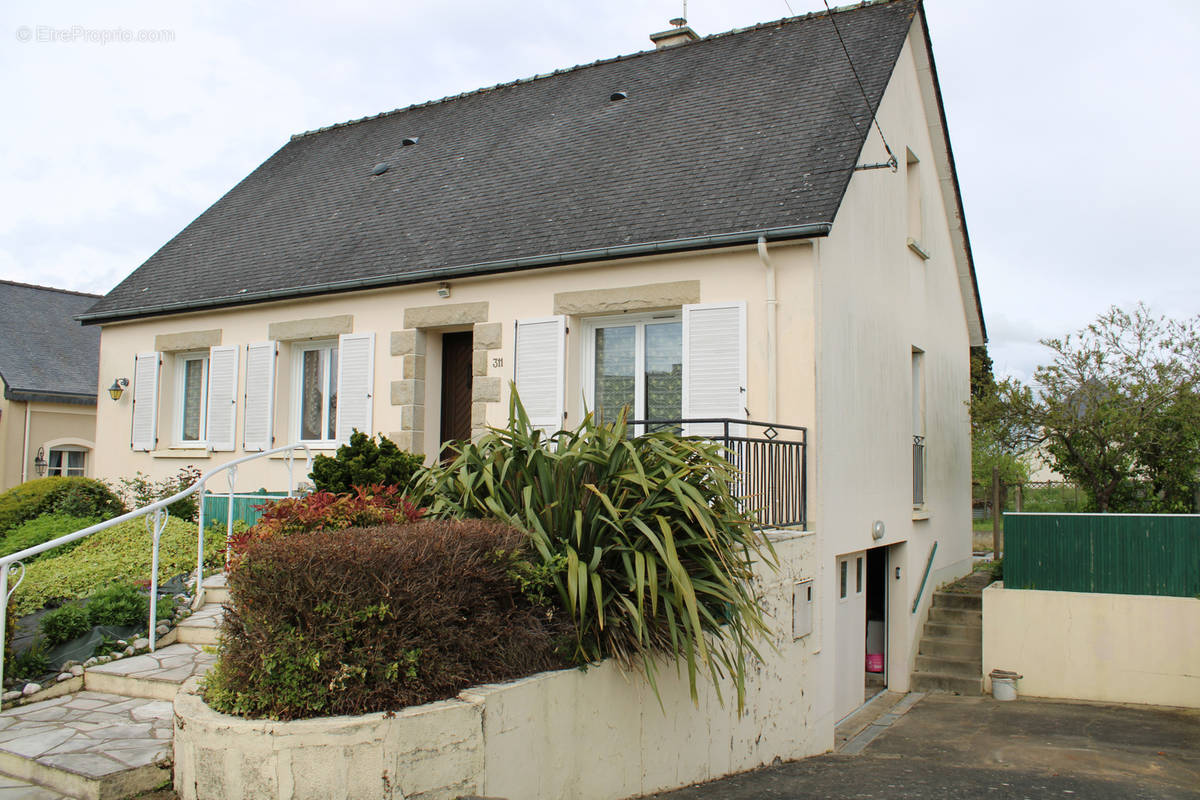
[1005,513,1200,597]
[201,491,288,529]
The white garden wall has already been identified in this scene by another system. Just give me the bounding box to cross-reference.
[174,532,830,800]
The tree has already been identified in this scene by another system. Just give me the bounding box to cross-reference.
[983,305,1200,512]
[969,346,1030,489]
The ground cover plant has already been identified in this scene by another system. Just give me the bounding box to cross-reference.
[309,431,423,494]
[10,517,224,616]
[1,513,100,559]
[0,477,124,535]
[204,520,573,720]
[411,393,774,711]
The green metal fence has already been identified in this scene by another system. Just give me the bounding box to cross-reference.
[200,490,288,529]
[1005,513,1200,597]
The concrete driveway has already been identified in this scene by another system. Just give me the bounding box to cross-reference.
[651,694,1200,799]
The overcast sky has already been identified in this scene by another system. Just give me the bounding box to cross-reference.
[2,0,1197,382]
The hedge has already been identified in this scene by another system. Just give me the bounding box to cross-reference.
[0,477,124,535]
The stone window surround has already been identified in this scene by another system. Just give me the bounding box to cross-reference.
[389,302,500,455]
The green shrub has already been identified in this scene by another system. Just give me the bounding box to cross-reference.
[227,485,421,561]
[39,603,90,647]
[10,516,224,616]
[203,520,573,720]
[309,431,423,494]
[86,583,148,627]
[1,513,100,559]
[411,392,774,710]
[111,467,202,522]
[0,477,124,535]
[10,640,49,680]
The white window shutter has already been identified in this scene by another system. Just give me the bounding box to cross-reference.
[682,302,746,436]
[515,316,566,436]
[243,341,277,451]
[335,332,375,444]
[131,352,161,451]
[204,345,239,451]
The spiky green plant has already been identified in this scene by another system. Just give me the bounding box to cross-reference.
[411,390,775,711]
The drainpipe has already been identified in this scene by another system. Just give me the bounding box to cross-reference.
[757,236,778,422]
[20,403,30,483]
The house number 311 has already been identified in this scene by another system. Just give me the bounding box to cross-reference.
[491,357,503,368]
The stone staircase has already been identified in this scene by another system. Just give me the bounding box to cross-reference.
[910,571,990,695]
[0,575,227,799]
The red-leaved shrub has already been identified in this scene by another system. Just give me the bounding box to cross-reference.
[227,485,422,562]
[203,520,574,720]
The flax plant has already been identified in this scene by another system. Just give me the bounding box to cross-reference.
[411,391,776,711]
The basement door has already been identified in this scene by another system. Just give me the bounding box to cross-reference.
[439,332,473,455]
[834,551,867,721]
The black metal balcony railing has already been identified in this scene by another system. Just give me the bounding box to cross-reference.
[630,418,808,530]
[913,434,926,506]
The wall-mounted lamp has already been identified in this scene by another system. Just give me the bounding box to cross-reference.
[436,282,451,299]
[895,566,902,580]
[871,520,885,541]
[108,378,129,402]
[33,447,47,477]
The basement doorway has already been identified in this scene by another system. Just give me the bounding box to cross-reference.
[438,331,473,459]
[865,546,889,699]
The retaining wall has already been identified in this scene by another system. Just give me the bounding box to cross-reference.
[173,531,828,800]
[982,583,1200,708]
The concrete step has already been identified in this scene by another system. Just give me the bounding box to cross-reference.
[915,654,981,679]
[175,603,224,647]
[911,671,982,696]
[0,691,173,800]
[926,606,982,626]
[931,591,982,611]
[200,573,229,606]
[918,637,981,661]
[83,643,218,701]
[923,621,982,642]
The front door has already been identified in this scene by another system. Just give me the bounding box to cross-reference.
[439,332,473,452]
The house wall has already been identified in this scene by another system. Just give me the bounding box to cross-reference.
[983,583,1200,708]
[0,391,98,491]
[92,243,817,492]
[813,22,973,717]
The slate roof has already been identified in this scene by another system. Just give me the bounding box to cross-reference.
[84,0,926,324]
[0,281,101,404]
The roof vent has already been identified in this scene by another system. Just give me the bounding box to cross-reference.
[649,18,699,49]
[610,91,628,102]
[402,136,419,146]
[372,163,390,176]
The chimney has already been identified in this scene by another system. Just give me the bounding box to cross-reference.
[650,17,699,49]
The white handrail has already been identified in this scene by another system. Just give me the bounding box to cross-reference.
[0,443,313,695]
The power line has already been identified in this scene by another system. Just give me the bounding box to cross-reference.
[822,0,897,171]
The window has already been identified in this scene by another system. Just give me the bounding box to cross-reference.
[856,556,864,595]
[176,352,209,444]
[47,447,86,477]
[912,347,926,506]
[906,146,928,258]
[583,312,682,427]
[292,341,339,443]
[839,559,848,600]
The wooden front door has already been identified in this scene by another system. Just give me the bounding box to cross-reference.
[439,332,473,449]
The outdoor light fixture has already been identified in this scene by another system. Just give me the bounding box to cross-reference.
[895,567,902,580]
[33,447,47,477]
[871,520,885,540]
[108,378,129,401]
[436,283,451,299]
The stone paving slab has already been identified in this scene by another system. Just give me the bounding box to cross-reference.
[200,573,226,590]
[86,644,216,685]
[177,604,222,630]
[0,692,171,780]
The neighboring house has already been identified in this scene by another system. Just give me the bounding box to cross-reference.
[0,281,101,491]
[82,0,983,728]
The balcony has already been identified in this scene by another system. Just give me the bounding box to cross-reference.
[632,418,808,530]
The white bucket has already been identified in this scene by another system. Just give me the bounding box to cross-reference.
[992,676,1017,701]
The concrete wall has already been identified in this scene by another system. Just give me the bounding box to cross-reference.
[812,21,974,717]
[174,532,831,800]
[0,393,97,491]
[94,243,817,491]
[983,584,1200,708]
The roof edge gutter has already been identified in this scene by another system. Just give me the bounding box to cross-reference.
[77,223,832,325]
[4,388,97,406]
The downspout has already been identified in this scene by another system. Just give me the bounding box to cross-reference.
[757,236,778,422]
[20,403,30,483]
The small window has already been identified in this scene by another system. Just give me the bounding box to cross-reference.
[856,556,864,595]
[906,147,924,248]
[839,559,848,600]
[292,341,339,443]
[47,447,86,477]
[176,353,209,444]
